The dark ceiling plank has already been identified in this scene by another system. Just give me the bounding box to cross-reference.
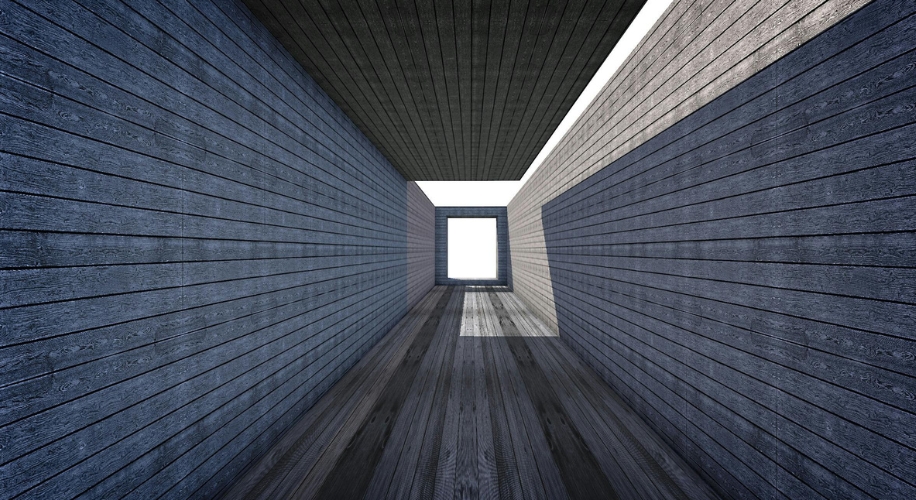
[384,0,447,179]
[373,0,445,178]
[508,0,646,179]
[248,0,413,176]
[415,0,461,179]
[500,0,596,178]
[489,0,554,179]
[246,1,372,140]
[243,0,646,180]
[341,0,440,174]
[436,0,464,180]
[298,0,429,177]
[498,0,575,180]
[305,0,425,175]
[469,0,490,180]
[476,0,507,181]
[506,0,643,179]
[454,0,474,179]
[479,0,530,181]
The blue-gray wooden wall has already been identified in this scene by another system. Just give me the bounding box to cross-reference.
[0,0,434,498]
[434,207,509,287]
[407,182,436,307]
[540,1,916,498]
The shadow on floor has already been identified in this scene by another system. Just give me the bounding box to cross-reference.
[222,286,719,500]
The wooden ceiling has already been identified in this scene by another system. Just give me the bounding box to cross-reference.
[243,0,646,180]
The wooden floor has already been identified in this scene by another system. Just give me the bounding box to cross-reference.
[223,287,719,499]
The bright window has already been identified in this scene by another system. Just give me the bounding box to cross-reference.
[448,218,497,280]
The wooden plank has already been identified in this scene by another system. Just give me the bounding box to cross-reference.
[550,297,769,497]
[544,93,916,237]
[515,231,916,270]
[492,332,570,498]
[430,293,466,498]
[538,333,725,500]
[373,287,464,499]
[0,266,404,441]
[310,288,454,499]
[342,0,439,171]
[21,0,408,217]
[220,287,443,499]
[213,287,731,499]
[497,289,555,338]
[480,324,525,499]
[478,289,505,337]
[0,0,426,497]
[482,333,556,499]
[523,344,655,500]
[472,334,498,499]
[0,3,408,227]
[551,288,909,499]
[240,291,430,499]
[14,277,410,499]
[455,0,474,178]
[407,287,466,500]
[1,269,403,453]
[520,313,718,499]
[116,292,411,499]
[459,290,476,337]
[479,0,527,180]
[553,279,916,477]
[453,335,480,498]
[489,292,618,499]
[0,260,403,375]
[0,253,402,347]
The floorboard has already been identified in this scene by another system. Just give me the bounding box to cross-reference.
[223,286,720,499]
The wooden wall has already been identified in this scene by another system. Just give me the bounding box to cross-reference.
[434,207,509,287]
[0,0,434,498]
[508,0,872,333]
[511,0,916,498]
[407,182,436,308]
[241,0,646,181]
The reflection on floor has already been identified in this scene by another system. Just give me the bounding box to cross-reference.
[224,286,719,499]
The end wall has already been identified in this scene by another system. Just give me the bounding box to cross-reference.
[434,207,509,287]
[508,0,915,497]
[0,0,434,498]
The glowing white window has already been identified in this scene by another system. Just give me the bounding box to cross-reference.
[448,218,497,280]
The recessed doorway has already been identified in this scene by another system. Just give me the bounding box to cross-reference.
[447,217,497,280]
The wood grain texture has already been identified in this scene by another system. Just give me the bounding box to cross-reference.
[241,0,647,180]
[489,292,619,500]
[0,0,434,498]
[224,286,718,499]
[528,1,916,498]
[230,288,446,500]
[507,0,874,335]
[407,181,436,309]
[314,288,455,499]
